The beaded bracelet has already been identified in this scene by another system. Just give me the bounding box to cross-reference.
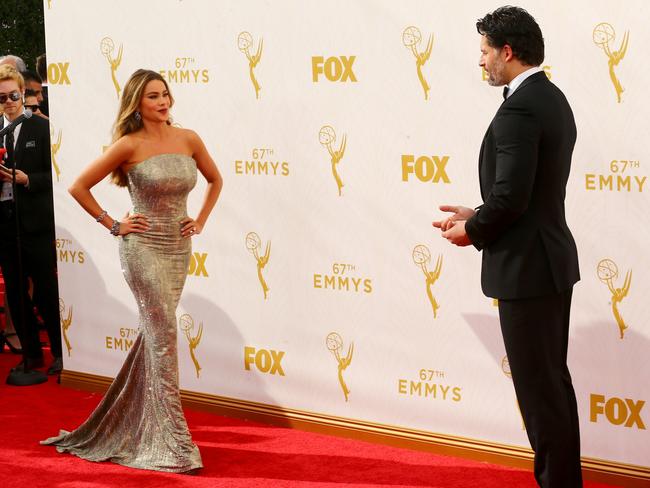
[95,210,108,222]
[110,220,121,236]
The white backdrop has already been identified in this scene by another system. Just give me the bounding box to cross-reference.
[44,0,649,469]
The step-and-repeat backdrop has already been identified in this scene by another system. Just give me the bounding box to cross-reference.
[44,0,648,469]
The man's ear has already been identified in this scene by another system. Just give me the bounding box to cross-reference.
[502,44,514,62]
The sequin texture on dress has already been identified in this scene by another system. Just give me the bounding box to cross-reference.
[42,154,202,473]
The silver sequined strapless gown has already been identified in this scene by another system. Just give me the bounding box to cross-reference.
[42,154,203,473]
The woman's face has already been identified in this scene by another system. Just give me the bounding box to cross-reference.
[138,79,170,123]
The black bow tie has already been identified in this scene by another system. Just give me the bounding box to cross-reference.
[502,85,509,100]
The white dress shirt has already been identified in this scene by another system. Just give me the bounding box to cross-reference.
[1,109,25,200]
[504,66,544,99]
[2,110,23,149]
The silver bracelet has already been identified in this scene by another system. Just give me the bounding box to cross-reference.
[95,210,108,222]
[110,220,121,236]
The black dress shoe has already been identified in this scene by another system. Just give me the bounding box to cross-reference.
[47,357,63,375]
[11,356,45,372]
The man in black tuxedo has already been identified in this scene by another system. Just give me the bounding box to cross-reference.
[0,65,62,376]
[433,6,582,487]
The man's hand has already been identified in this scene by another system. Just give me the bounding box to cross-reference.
[432,205,475,231]
[441,220,472,247]
[0,166,29,186]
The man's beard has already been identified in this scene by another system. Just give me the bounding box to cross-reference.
[486,59,507,87]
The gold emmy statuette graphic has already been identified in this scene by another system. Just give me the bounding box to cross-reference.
[500,355,524,429]
[593,23,629,103]
[412,245,443,318]
[245,232,271,299]
[238,31,263,99]
[319,125,347,196]
[47,0,52,8]
[597,259,632,339]
[403,26,433,100]
[326,332,353,402]
[100,37,123,99]
[60,298,73,356]
[51,128,62,181]
[179,313,203,378]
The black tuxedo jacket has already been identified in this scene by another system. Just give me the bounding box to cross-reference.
[465,71,580,299]
[1,114,55,234]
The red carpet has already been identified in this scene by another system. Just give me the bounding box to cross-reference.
[0,349,618,488]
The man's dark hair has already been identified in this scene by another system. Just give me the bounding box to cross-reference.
[36,53,47,81]
[476,6,544,66]
[20,69,42,85]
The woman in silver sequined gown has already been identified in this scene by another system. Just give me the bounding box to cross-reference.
[42,70,222,473]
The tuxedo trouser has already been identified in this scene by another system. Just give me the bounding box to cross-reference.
[498,288,582,488]
[0,215,61,360]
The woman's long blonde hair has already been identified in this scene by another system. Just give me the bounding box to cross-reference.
[110,69,175,186]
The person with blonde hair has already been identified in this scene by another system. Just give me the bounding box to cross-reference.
[0,64,61,380]
[42,69,223,473]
